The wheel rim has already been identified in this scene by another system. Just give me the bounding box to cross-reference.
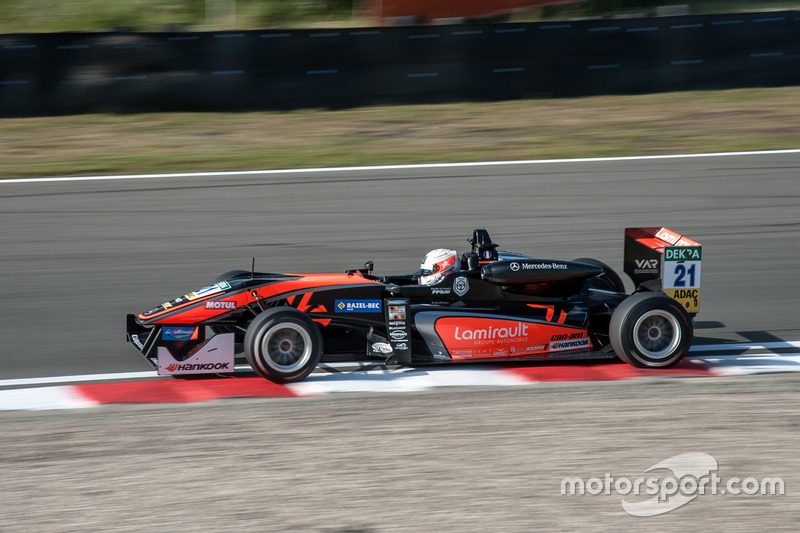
[260,323,312,373]
[633,310,682,361]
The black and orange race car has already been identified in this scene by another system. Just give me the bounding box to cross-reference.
[126,228,703,383]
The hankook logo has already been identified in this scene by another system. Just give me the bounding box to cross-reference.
[165,362,231,372]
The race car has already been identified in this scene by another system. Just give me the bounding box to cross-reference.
[126,227,702,383]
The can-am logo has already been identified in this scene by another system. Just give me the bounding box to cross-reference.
[205,300,237,309]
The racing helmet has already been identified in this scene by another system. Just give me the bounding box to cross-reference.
[419,248,461,286]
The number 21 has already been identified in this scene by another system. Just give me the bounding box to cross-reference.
[674,264,696,287]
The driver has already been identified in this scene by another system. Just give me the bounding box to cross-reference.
[419,248,460,286]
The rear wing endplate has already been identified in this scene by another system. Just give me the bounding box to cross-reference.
[624,227,702,313]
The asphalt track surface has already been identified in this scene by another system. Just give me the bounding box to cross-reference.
[2,151,799,378]
[1,151,799,531]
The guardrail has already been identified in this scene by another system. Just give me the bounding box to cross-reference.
[1,11,797,116]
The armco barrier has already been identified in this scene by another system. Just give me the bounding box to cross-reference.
[0,11,798,116]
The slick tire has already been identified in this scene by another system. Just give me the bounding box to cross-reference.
[610,292,692,368]
[244,308,323,383]
[572,257,626,293]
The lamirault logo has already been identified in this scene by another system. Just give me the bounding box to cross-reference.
[561,453,785,517]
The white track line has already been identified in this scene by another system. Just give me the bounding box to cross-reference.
[0,386,98,410]
[0,371,158,388]
[689,341,800,352]
[2,149,799,184]
[288,367,529,396]
[2,340,798,390]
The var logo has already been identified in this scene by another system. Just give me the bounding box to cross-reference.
[635,259,659,269]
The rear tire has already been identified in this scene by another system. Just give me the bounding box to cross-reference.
[244,308,323,383]
[610,292,692,368]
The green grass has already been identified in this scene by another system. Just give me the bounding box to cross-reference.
[2,87,799,179]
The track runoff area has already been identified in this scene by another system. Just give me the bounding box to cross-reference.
[2,341,800,410]
[3,150,799,410]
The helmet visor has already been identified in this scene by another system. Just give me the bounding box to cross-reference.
[420,265,440,277]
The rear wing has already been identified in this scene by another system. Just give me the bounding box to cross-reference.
[624,227,702,313]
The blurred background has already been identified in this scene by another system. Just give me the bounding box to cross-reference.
[0,0,797,32]
[3,0,798,119]
[2,3,799,531]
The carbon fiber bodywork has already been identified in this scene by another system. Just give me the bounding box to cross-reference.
[126,228,697,378]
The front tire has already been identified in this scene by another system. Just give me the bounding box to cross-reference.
[244,308,323,383]
[610,292,692,368]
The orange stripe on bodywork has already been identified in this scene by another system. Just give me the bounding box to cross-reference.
[310,305,331,327]
[142,273,382,324]
[527,304,555,322]
[295,292,313,312]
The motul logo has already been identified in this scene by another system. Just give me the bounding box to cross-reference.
[205,301,236,309]
[165,362,231,371]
